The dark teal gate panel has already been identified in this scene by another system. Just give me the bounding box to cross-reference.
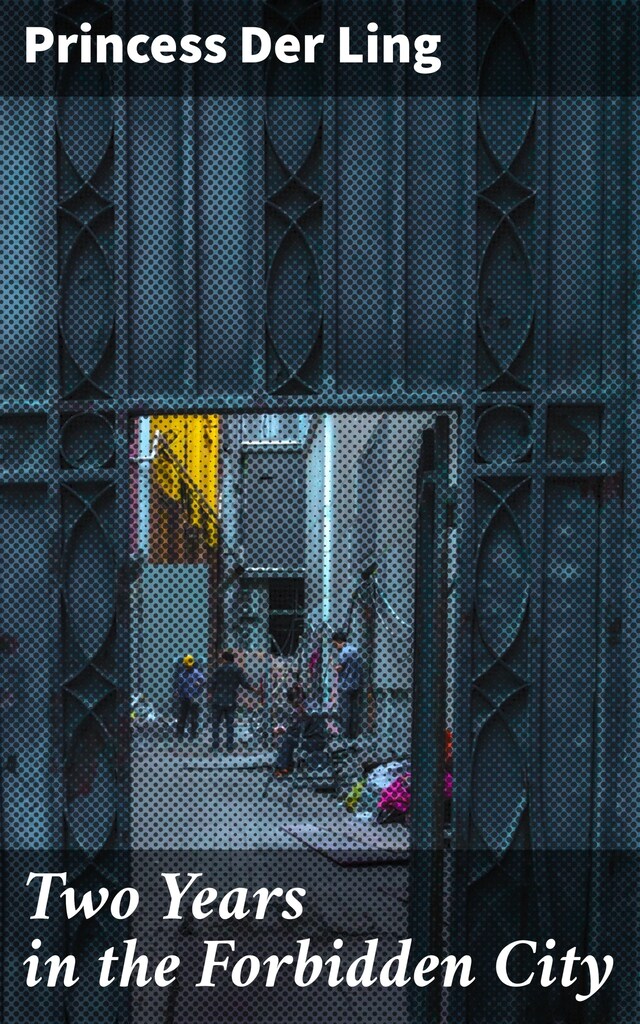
[406,98,470,390]
[0,1,635,1022]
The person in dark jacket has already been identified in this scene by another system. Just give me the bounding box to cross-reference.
[274,685,327,778]
[175,654,205,741]
[208,650,252,753]
[331,630,364,739]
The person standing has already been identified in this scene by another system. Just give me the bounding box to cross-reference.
[208,650,252,754]
[274,685,327,778]
[331,630,364,740]
[175,654,205,742]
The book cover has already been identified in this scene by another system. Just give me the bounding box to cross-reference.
[1,2,635,1022]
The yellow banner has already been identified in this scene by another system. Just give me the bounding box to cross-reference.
[150,415,219,545]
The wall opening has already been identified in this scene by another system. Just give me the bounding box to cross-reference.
[128,411,457,855]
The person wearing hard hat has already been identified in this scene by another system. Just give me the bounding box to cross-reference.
[175,654,205,742]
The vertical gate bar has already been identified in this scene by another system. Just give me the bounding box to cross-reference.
[411,416,450,850]
[180,3,198,398]
[468,0,541,1016]
[409,415,450,1024]
[53,5,131,1023]
[390,91,407,394]
[264,1,324,396]
[323,92,337,398]
[528,76,551,966]
[182,92,198,396]
[389,0,409,397]
[619,92,640,1023]
[115,409,132,851]
[1,5,627,1024]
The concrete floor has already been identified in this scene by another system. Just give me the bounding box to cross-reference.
[131,734,411,1024]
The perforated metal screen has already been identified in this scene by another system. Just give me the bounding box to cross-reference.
[1,2,637,1022]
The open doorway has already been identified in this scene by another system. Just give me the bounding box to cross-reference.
[128,411,456,851]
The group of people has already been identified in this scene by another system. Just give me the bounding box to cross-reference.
[173,631,364,771]
[174,649,253,752]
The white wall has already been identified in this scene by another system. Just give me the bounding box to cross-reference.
[133,564,210,709]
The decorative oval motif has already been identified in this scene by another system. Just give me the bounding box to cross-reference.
[479,95,535,173]
[266,95,322,182]
[478,217,533,377]
[60,225,113,381]
[476,405,532,463]
[471,706,527,855]
[478,9,534,101]
[61,413,115,468]
[476,494,529,659]
[58,94,113,184]
[267,219,321,379]
[64,504,115,663]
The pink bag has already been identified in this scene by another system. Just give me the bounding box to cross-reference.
[378,772,411,815]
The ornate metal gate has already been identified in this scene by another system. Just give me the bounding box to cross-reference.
[1,0,635,1021]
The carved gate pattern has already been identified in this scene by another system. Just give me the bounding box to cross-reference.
[0,0,631,1021]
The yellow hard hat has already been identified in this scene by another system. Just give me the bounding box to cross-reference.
[183,654,195,667]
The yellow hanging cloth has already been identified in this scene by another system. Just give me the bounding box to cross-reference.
[150,415,219,546]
